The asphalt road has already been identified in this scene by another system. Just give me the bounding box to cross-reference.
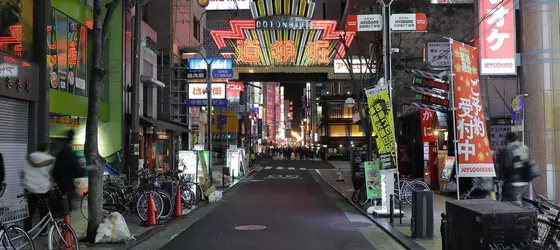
[256,159,336,169]
[162,164,403,250]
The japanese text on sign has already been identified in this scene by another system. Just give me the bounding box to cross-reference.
[236,39,332,64]
[188,83,226,99]
[413,77,449,91]
[420,108,437,143]
[479,0,516,75]
[451,41,496,177]
[365,85,396,167]
[415,93,449,108]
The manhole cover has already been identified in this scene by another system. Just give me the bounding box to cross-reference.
[333,221,372,228]
[235,225,267,230]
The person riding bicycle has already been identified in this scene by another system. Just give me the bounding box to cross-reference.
[52,129,86,211]
[20,142,55,232]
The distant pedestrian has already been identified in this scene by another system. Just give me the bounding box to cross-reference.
[52,129,86,211]
[499,132,539,204]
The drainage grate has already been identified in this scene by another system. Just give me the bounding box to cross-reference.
[234,225,267,231]
[333,221,372,228]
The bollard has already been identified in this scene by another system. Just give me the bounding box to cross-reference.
[389,194,394,224]
[441,213,447,250]
[399,198,402,225]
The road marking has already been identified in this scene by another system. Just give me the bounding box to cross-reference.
[264,166,272,169]
[300,168,307,170]
[277,167,283,170]
[288,167,295,170]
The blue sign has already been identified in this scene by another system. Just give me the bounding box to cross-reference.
[186,99,229,107]
[212,69,234,79]
[189,58,233,70]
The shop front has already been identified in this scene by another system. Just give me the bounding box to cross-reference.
[0,52,39,200]
[139,117,190,173]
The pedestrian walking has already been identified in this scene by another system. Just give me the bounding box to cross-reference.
[499,132,540,204]
[21,142,55,232]
[52,129,86,211]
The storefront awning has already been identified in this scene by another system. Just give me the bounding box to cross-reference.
[141,76,165,88]
[140,117,191,133]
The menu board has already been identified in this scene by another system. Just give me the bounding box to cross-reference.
[440,156,455,181]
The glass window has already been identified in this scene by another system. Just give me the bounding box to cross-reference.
[329,125,347,137]
[48,9,90,97]
[0,0,34,60]
[350,125,364,137]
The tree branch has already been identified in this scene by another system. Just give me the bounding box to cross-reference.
[102,0,121,43]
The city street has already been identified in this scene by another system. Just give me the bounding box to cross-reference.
[160,161,404,250]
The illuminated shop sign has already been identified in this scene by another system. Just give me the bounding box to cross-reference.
[210,0,354,67]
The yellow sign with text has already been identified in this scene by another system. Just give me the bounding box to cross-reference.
[365,85,396,168]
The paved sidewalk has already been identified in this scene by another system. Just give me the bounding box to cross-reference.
[319,161,450,250]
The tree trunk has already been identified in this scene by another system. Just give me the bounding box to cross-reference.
[84,0,120,242]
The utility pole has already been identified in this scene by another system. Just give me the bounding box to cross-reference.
[206,61,213,183]
[130,2,142,179]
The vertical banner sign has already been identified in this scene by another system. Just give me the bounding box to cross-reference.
[451,41,496,177]
[365,85,396,168]
[420,108,437,142]
[479,0,516,75]
[511,95,524,142]
[364,160,382,199]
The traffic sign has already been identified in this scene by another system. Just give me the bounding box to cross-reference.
[186,99,229,107]
[212,69,234,79]
[187,69,207,79]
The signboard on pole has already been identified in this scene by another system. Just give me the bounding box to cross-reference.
[479,0,516,75]
[450,41,496,177]
[346,14,383,32]
[188,83,226,99]
[390,13,428,31]
[424,41,451,68]
[365,85,396,168]
[186,69,207,79]
[364,160,382,199]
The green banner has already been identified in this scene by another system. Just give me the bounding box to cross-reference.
[365,85,396,168]
[364,160,382,199]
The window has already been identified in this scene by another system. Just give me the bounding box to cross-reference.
[48,9,90,97]
[193,17,200,41]
[351,125,365,137]
[0,0,34,60]
[327,103,352,119]
[329,125,348,137]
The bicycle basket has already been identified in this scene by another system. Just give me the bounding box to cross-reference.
[0,198,29,224]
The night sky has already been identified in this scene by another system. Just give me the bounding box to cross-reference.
[281,83,305,128]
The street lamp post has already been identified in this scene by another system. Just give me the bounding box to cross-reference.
[182,46,235,188]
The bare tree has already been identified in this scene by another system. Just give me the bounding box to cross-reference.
[84,0,121,243]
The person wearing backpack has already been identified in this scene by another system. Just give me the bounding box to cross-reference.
[499,132,540,203]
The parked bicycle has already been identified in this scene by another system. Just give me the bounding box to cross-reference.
[394,175,430,206]
[523,195,560,249]
[17,187,79,250]
[80,169,165,222]
[0,183,35,249]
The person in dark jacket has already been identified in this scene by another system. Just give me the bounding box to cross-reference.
[52,130,86,211]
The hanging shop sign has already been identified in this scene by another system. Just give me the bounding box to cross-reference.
[188,83,226,99]
[450,41,496,178]
[412,76,449,92]
[333,58,376,74]
[364,160,382,199]
[365,85,396,168]
[205,0,251,10]
[186,69,207,79]
[479,0,516,75]
[187,99,229,107]
[212,69,234,79]
[424,41,451,68]
[188,58,233,71]
[346,14,383,32]
[390,13,428,31]
[0,52,38,102]
[420,108,437,143]
[210,0,355,67]
[510,95,524,141]
[414,92,449,109]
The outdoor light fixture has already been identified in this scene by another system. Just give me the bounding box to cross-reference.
[181,47,200,56]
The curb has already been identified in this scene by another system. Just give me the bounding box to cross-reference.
[314,170,425,250]
[120,172,255,250]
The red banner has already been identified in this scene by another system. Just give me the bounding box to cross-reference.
[420,108,437,142]
[479,0,516,75]
[451,41,496,177]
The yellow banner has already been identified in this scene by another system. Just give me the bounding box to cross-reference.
[365,85,396,168]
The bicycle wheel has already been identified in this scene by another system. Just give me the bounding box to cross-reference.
[180,184,194,209]
[403,180,430,205]
[158,191,173,220]
[358,187,368,206]
[3,225,35,250]
[136,191,164,221]
[49,221,79,250]
[81,190,116,220]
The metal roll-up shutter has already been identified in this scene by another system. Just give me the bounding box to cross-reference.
[0,97,28,202]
